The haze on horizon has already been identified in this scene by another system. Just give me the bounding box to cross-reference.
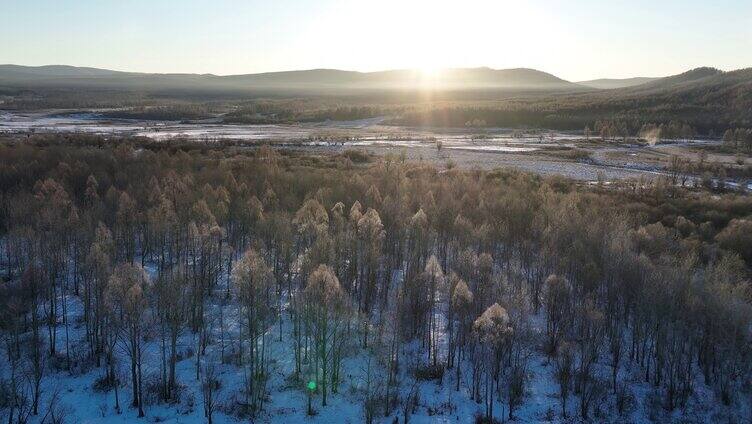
[3,0,752,81]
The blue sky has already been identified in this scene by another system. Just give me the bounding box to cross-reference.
[2,0,751,80]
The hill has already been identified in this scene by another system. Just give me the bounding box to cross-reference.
[0,64,583,95]
[395,67,752,132]
[584,67,752,129]
[576,77,659,89]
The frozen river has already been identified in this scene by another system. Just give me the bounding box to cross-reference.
[0,111,573,151]
[0,110,727,183]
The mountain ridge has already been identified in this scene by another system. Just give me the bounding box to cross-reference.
[576,77,659,89]
[0,64,584,93]
[3,64,751,132]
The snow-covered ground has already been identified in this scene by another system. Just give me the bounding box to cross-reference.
[2,267,744,424]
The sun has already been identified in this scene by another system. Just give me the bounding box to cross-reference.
[417,65,443,87]
[418,65,442,78]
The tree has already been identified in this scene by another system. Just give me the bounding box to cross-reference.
[201,361,220,424]
[423,255,444,366]
[506,339,530,420]
[33,178,77,357]
[544,274,572,355]
[716,219,752,265]
[85,223,114,367]
[115,192,138,264]
[406,209,429,280]
[356,208,385,316]
[232,248,274,414]
[449,276,473,391]
[108,263,149,417]
[576,300,605,419]
[294,198,329,248]
[146,194,178,273]
[0,283,25,422]
[304,264,349,407]
[723,129,735,146]
[555,341,575,418]
[155,266,189,400]
[186,201,223,335]
[473,303,513,421]
[20,265,46,415]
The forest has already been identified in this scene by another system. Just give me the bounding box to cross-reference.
[1,137,752,423]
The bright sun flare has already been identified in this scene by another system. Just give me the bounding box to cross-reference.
[419,65,442,78]
[417,66,443,86]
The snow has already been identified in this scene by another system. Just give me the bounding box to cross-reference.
[0,286,739,424]
[1,257,745,424]
[0,111,564,150]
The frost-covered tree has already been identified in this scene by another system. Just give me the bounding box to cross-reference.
[108,263,150,417]
[85,223,114,366]
[356,208,384,316]
[115,192,138,264]
[232,248,274,414]
[294,198,329,248]
[155,265,189,400]
[304,264,349,407]
[423,255,444,366]
[33,178,77,357]
[544,274,572,355]
[20,265,46,416]
[406,208,429,280]
[201,361,220,424]
[448,275,473,391]
[576,299,605,419]
[472,303,513,421]
[555,341,575,418]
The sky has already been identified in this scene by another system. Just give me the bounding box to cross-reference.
[2,0,751,81]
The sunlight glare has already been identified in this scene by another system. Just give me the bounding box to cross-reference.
[418,65,442,85]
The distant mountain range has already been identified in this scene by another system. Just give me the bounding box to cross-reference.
[1,64,741,96]
[3,64,733,95]
[2,64,750,131]
[0,64,614,94]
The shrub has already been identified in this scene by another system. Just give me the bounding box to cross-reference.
[415,364,444,381]
[342,149,371,163]
[92,374,118,392]
[474,413,503,424]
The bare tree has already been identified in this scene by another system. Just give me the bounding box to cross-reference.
[555,341,575,418]
[155,265,189,401]
[304,264,349,407]
[201,361,220,424]
[108,263,150,417]
[576,300,605,419]
[544,274,571,355]
[423,255,444,366]
[448,275,473,391]
[21,265,45,416]
[232,248,274,414]
[473,303,513,421]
